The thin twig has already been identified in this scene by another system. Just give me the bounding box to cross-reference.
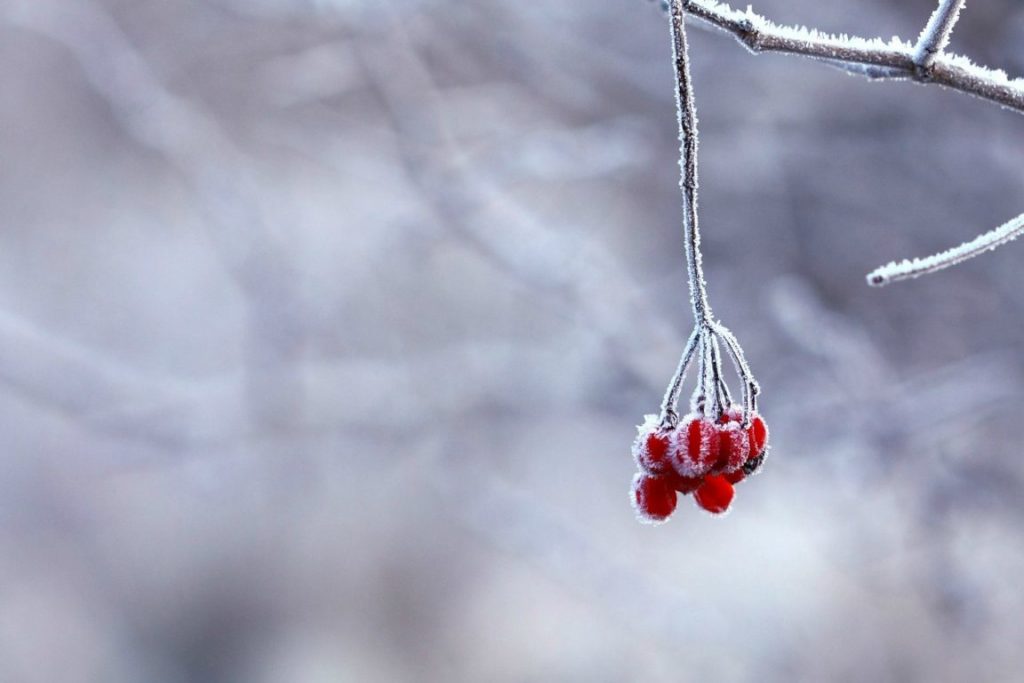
[913,0,965,72]
[659,327,701,427]
[669,0,712,326]
[867,213,1024,286]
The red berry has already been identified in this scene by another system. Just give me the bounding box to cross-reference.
[694,474,735,514]
[673,415,720,477]
[633,428,674,476]
[747,414,768,458]
[631,473,678,523]
[666,471,703,494]
[716,422,750,473]
[723,469,746,484]
[718,404,743,424]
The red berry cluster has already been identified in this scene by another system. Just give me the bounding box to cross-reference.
[630,407,768,523]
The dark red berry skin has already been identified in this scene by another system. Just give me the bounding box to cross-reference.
[747,415,768,458]
[694,474,734,514]
[632,473,678,523]
[723,469,746,485]
[634,430,673,476]
[666,472,703,494]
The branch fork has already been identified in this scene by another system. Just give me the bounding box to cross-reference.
[658,323,759,430]
[649,0,1024,286]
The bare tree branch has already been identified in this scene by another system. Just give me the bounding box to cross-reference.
[649,0,1024,284]
[647,0,1024,113]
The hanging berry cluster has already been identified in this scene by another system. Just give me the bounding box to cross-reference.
[630,0,769,523]
[631,400,768,522]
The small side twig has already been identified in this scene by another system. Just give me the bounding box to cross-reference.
[913,0,965,73]
[867,213,1024,286]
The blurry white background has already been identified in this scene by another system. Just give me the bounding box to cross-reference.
[1,0,1024,681]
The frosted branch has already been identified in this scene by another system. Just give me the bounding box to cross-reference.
[647,0,1024,113]
[913,0,965,71]
[647,0,1024,283]
[867,212,1024,286]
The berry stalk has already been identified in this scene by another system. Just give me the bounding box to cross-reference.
[630,1,770,525]
[668,0,711,328]
[658,1,760,429]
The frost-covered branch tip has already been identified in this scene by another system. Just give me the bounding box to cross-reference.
[866,212,1024,286]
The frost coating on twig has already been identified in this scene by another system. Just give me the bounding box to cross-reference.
[647,0,1024,113]
[913,0,964,70]
[659,327,700,428]
[669,0,711,325]
[867,213,1024,286]
[647,0,1024,284]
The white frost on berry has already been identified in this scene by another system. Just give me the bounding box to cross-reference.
[634,413,662,437]
[633,413,679,475]
[722,403,744,423]
[629,473,672,526]
[672,413,718,477]
[717,422,749,472]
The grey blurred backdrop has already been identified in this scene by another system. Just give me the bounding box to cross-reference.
[1,0,1024,681]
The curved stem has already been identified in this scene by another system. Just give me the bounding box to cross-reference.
[867,211,1024,286]
[669,0,712,326]
[713,322,757,421]
[691,333,711,413]
[659,326,701,427]
[710,335,730,410]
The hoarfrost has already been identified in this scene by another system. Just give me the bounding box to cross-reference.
[867,212,1024,286]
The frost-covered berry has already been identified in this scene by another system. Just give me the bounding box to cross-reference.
[723,469,746,484]
[718,404,743,424]
[716,422,750,473]
[667,472,703,494]
[673,415,720,477]
[694,474,734,514]
[631,473,678,523]
[747,414,768,459]
[632,422,674,476]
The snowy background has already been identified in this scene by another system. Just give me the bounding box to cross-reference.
[2,0,1024,680]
